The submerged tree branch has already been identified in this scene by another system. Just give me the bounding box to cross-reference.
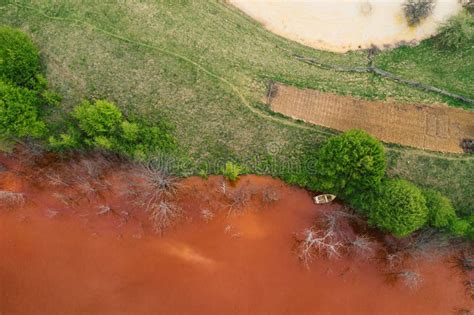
[294,54,474,105]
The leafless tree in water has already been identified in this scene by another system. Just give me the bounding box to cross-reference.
[464,279,474,299]
[261,187,280,205]
[138,163,181,212]
[227,187,252,215]
[44,172,70,187]
[0,191,25,209]
[148,200,182,234]
[296,228,343,268]
[53,192,77,207]
[453,308,473,315]
[452,252,474,300]
[385,252,404,271]
[387,270,424,290]
[295,208,375,268]
[350,235,376,259]
[201,208,214,222]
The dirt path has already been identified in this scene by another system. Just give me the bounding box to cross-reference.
[1,152,472,314]
[7,3,474,161]
[228,0,462,52]
[268,84,474,153]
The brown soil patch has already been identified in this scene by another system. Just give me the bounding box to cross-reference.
[268,84,474,153]
[0,150,472,314]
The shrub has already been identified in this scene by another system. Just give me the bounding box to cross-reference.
[115,121,176,160]
[58,99,176,160]
[0,27,41,87]
[0,80,46,138]
[422,189,456,228]
[403,0,435,26]
[222,162,242,181]
[465,0,474,15]
[312,129,386,199]
[72,99,122,139]
[435,11,474,50]
[48,132,80,151]
[367,179,428,237]
[449,218,471,237]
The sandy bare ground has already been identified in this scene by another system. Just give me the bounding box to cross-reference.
[268,84,474,153]
[228,0,462,52]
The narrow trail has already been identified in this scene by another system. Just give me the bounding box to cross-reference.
[5,2,474,162]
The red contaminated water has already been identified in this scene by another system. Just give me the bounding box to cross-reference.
[0,150,472,314]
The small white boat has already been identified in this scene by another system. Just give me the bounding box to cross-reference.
[314,194,336,205]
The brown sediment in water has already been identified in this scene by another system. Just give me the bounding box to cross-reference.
[0,149,472,314]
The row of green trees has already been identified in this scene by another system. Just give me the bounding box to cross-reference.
[311,129,472,238]
[2,26,471,239]
[0,26,175,160]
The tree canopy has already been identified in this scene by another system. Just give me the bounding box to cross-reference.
[0,26,41,87]
[368,179,428,237]
[312,129,386,199]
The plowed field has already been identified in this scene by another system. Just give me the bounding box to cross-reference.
[269,84,474,153]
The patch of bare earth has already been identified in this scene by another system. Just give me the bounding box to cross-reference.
[268,84,474,153]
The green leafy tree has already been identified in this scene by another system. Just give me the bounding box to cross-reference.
[0,27,41,87]
[312,129,386,199]
[0,80,45,138]
[422,189,456,229]
[368,179,428,237]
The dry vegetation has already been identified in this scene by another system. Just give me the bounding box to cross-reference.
[132,163,183,234]
[387,270,424,290]
[0,191,25,209]
[295,207,376,268]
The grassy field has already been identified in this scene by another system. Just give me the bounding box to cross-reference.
[0,0,473,214]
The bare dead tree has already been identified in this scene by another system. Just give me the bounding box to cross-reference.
[44,172,70,187]
[0,191,25,209]
[456,252,474,272]
[453,308,473,315]
[350,235,376,259]
[261,187,280,204]
[138,164,181,212]
[385,252,404,271]
[296,228,343,268]
[403,0,435,26]
[464,279,474,299]
[388,270,424,290]
[53,192,76,207]
[79,155,107,179]
[45,209,59,218]
[148,200,182,234]
[97,205,112,215]
[201,208,214,222]
[227,187,252,215]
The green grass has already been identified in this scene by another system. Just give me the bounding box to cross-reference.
[0,1,473,214]
[376,38,474,108]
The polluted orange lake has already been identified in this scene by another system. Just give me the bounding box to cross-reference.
[0,150,472,314]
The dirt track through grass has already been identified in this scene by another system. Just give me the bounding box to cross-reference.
[6,2,473,161]
[269,84,474,154]
[1,1,473,213]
